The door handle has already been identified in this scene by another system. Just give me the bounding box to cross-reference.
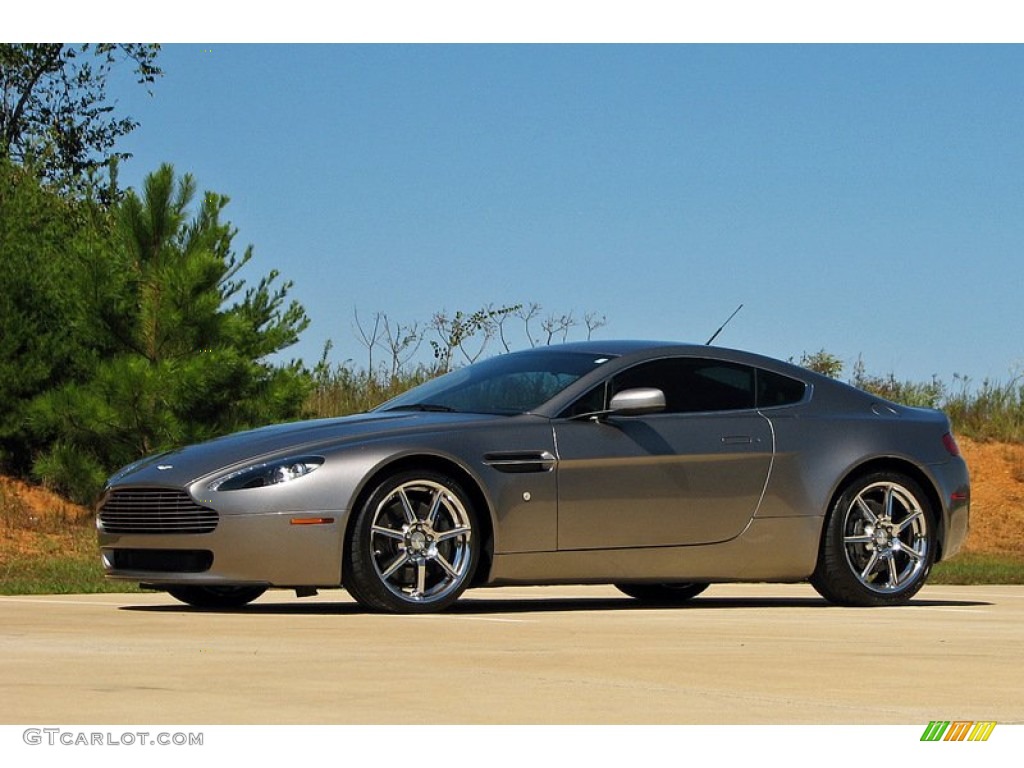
[721,435,753,445]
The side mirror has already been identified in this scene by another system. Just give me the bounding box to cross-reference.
[608,388,666,416]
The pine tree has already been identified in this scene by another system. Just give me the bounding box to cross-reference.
[29,164,311,501]
[0,159,112,476]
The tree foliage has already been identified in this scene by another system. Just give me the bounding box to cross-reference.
[0,43,161,194]
[0,159,115,473]
[428,304,521,373]
[796,348,844,379]
[15,164,310,502]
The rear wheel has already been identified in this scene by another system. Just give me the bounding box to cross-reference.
[811,472,935,606]
[615,583,709,603]
[346,472,479,613]
[166,585,267,609]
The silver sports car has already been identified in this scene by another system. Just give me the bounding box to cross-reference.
[97,341,970,613]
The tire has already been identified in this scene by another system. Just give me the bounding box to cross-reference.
[615,583,709,603]
[166,585,267,609]
[346,471,479,613]
[811,472,935,606]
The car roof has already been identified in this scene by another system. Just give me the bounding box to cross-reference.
[528,339,699,356]
[527,340,805,372]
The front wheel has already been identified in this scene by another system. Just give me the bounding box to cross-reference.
[811,472,935,606]
[345,472,479,613]
[615,583,709,603]
[166,585,267,609]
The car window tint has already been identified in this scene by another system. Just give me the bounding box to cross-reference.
[611,358,755,413]
[445,371,581,413]
[756,369,807,407]
[380,350,615,414]
[560,383,607,418]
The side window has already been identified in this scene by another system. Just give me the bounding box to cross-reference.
[756,369,807,407]
[610,358,755,414]
[560,382,607,418]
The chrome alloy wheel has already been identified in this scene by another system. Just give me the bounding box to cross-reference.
[841,481,929,593]
[368,479,474,604]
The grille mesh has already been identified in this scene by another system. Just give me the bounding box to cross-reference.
[99,489,218,534]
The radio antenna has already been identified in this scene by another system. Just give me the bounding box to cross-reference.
[705,304,744,345]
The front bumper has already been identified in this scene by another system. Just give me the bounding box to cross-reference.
[98,509,346,587]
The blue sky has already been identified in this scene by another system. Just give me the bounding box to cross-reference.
[106,43,1024,386]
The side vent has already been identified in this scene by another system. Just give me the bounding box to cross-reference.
[483,451,556,474]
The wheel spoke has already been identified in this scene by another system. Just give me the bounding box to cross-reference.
[380,552,410,579]
[855,496,879,525]
[886,556,900,588]
[425,489,444,527]
[883,485,895,520]
[397,488,418,524]
[898,541,923,562]
[435,552,459,579]
[414,562,427,597]
[844,533,873,545]
[435,525,471,542]
[896,509,924,534]
[371,524,405,541]
[860,551,880,581]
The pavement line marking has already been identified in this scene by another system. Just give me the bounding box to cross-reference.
[0,597,131,607]
[0,595,536,618]
[928,591,1024,600]
[895,607,992,614]
[401,614,532,624]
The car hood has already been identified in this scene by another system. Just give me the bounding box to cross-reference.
[106,410,509,487]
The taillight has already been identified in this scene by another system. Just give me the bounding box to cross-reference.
[942,432,961,457]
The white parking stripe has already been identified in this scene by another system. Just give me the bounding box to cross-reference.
[401,614,533,623]
[0,596,130,607]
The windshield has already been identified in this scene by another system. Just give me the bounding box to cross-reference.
[378,350,615,415]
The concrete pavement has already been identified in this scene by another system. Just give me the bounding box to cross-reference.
[1,583,1020,724]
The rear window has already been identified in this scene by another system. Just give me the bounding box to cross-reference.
[757,369,807,407]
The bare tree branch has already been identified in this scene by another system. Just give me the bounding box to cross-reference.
[352,309,382,374]
[381,315,423,379]
[584,312,607,340]
[516,302,542,348]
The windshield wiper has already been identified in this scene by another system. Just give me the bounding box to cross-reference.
[386,403,459,413]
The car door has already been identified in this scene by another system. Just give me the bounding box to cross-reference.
[553,357,774,550]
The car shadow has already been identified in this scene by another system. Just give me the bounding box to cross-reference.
[120,594,992,616]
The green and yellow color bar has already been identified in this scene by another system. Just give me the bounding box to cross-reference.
[920,721,997,742]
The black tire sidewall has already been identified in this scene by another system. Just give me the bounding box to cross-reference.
[166,585,267,609]
[615,582,709,602]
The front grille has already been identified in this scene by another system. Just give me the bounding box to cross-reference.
[105,548,213,573]
[99,489,218,534]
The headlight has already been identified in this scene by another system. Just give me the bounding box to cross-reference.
[212,456,324,491]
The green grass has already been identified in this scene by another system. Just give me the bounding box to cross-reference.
[930,552,1024,585]
[306,362,432,419]
[942,377,1024,444]
[0,521,140,594]
[0,552,140,595]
